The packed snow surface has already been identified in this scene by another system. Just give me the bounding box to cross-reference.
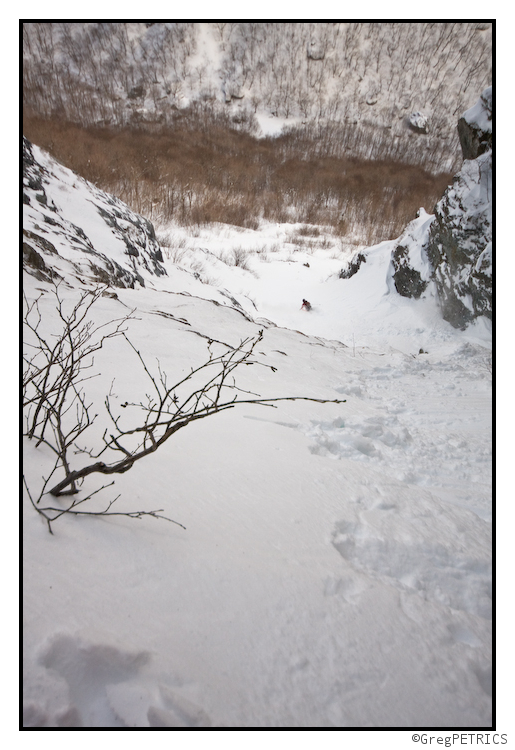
[23,156,492,727]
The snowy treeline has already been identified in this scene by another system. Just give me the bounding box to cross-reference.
[22,22,492,172]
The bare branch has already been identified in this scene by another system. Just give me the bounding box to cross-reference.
[23,475,186,534]
[47,330,345,496]
[24,285,345,532]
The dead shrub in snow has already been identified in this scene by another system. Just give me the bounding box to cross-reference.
[231,247,251,270]
[294,224,321,237]
[23,283,345,533]
[159,235,188,264]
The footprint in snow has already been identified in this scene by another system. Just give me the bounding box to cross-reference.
[324,574,367,603]
[38,633,151,727]
[331,519,491,619]
[34,633,212,728]
[148,684,212,727]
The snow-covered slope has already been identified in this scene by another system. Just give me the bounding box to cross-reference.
[23,136,166,289]
[23,143,492,728]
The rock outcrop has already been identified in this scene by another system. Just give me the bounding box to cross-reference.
[385,87,492,329]
[23,137,166,288]
[424,87,492,328]
[339,252,366,279]
[389,208,435,300]
[408,112,429,134]
[391,243,428,299]
[344,87,492,329]
[457,87,492,160]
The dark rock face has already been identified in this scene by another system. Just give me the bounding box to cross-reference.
[424,151,492,329]
[457,119,491,160]
[23,138,54,206]
[392,245,428,298]
[95,203,166,277]
[23,243,53,278]
[457,87,492,160]
[23,229,57,255]
[339,252,366,279]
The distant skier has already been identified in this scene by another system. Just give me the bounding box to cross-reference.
[301,299,312,311]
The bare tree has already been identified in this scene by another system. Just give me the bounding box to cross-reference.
[23,284,345,532]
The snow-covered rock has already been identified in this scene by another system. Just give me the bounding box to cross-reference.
[307,38,325,60]
[355,88,492,330]
[390,209,435,299]
[408,111,429,133]
[425,149,492,328]
[22,137,166,288]
[457,85,492,160]
[425,88,492,328]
